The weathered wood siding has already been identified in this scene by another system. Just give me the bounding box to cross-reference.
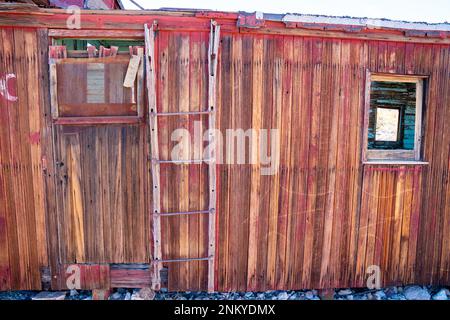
[0,22,448,292]
[0,28,48,290]
[156,31,210,291]
[154,32,449,291]
[212,35,450,291]
[53,125,149,264]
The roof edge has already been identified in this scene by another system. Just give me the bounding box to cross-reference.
[280,13,450,32]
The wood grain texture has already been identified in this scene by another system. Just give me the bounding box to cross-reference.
[213,34,449,291]
[0,27,48,290]
[53,125,149,265]
[0,25,449,291]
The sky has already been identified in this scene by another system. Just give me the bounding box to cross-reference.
[122,0,450,24]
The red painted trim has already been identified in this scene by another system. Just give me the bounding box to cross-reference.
[0,9,448,41]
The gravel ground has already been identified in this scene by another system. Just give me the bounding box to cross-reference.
[0,285,448,300]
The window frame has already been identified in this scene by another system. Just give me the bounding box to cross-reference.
[363,71,426,163]
[48,31,145,125]
[373,106,402,146]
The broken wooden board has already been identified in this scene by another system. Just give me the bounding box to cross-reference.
[123,54,141,88]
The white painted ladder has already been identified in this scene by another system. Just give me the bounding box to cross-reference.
[145,21,220,293]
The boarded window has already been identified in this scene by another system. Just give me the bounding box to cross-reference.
[49,39,144,124]
[365,74,424,162]
[55,56,141,118]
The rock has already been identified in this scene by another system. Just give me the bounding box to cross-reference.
[338,289,352,296]
[346,295,353,300]
[277,292,289,300]
[70,289,79,297]
[231,293,240,299]
[385,286,398,298]
[374,290,386,300]
[32,291,67,300]
[305,291,314,299]
[403,286,431,300]
[244,292,254,299]
[131,287,155,300]
[432,289,448,300]
[124,292,132,300]
[109,292,123,300]
[288,293,298,300]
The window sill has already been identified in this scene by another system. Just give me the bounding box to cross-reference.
[54,116,143,125]
[363,160,429,165]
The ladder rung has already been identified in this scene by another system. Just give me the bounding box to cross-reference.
[151,110,212,116]
[159,209,212,217]
[154,158,212,164]
[153,257,212,263]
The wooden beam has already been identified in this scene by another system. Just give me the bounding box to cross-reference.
[145,21,161,291]
[53,116,143,125]
[0,9,448,43]
[371,73,428,82]
[49,29,145,39]
[207,20,220,293]
[240,26,450,44]
[110,264,151,288]
[48,46,66,120]
[414,79,423,161]
[362,70,371,164]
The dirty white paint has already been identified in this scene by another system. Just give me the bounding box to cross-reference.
[0,73,18,102]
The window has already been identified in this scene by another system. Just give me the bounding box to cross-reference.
[49,38,145,124]
[364,73,425,162]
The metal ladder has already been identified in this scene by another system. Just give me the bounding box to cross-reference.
[145,21,220,293]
